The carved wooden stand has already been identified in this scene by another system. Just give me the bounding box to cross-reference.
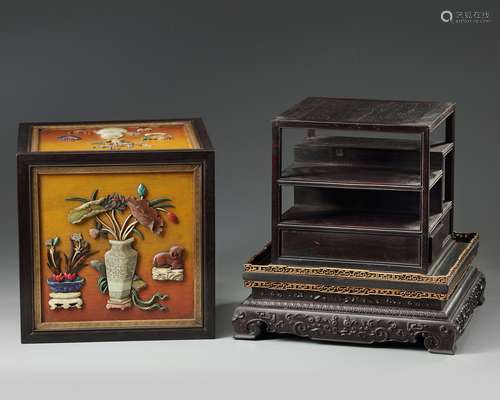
[233,98,486,354]
[48,292,83,310]
[233,269,485,354]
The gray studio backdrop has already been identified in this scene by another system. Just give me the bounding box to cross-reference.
[1,0,499,398]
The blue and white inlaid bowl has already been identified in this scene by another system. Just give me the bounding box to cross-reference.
[47,277,85,293]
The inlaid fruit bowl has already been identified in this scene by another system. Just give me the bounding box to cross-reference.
[47,276,85,293]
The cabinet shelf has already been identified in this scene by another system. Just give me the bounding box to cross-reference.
[279,139,452,191]
[279,201,452,234]
[431,142,454,156]
[279,163,442,191]
[272,97,457,272]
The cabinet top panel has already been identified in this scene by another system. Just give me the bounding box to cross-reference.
[275,97,455,131]
[18,118,213,153]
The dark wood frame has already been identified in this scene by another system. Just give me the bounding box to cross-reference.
[271,99,456,273]
[17,118,215,343]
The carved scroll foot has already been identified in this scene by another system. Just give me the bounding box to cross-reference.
[421,329,457,355]
[426,271,485,354]
[232,304,268,340]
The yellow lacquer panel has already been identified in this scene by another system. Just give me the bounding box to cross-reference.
[31,121,199,152]
[34,165,202,330]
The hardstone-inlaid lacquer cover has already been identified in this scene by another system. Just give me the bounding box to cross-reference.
[17,119,214,341]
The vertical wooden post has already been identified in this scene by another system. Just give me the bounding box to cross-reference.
[421,128,430,271]
[271,121,282,261]
[445,112,455,232]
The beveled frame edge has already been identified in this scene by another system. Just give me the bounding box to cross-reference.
[17,150,215,343]
[17,117,214,154]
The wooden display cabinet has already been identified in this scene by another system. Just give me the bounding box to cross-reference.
[233,97,485,354]
[272,98,455,273]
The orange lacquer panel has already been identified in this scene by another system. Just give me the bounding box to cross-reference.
[35,166,201,329]
[32,122,199,152]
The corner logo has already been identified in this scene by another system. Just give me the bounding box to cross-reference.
[441,10,453,23]
[441,10,491,24]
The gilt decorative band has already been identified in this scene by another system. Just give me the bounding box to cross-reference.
[244,232,478,285]
[244,280,449,300]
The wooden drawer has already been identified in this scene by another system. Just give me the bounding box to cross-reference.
[280,229,421,267]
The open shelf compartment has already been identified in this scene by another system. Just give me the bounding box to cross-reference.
[280,200,452,233]
[279,185,450,233]
[276,184,453,270]
[280,136,452,191]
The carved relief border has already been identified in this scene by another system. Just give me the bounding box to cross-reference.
[233,273,486,354]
